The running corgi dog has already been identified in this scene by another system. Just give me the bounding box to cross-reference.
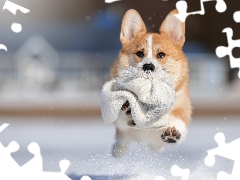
[110,9,192,157]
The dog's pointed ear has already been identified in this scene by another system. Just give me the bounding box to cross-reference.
[120,9,147,44]
[160,9,185,47]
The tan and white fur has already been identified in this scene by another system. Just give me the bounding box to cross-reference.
[110,9,192,157]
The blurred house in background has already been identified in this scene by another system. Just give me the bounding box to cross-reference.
[16,36,58,92]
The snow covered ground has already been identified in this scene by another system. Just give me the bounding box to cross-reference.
[0,115,239,180]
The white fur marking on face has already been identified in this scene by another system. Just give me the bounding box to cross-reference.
[139,34,162,70]
[147,35,153,58]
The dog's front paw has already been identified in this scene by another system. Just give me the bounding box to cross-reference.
[121,101,131,115]
[161,126,181,143]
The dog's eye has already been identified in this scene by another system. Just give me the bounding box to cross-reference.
[157,52,165,58]
[136,51,144,58]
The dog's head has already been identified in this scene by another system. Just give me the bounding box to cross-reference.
[117,9,189,92]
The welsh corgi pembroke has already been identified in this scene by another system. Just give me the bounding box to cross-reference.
[110,9,192,157]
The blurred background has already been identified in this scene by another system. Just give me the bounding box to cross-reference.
[0,0,239,179]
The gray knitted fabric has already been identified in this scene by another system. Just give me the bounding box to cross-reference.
[101,65,175,129]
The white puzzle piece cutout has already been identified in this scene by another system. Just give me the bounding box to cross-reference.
[11,23,22,33]
[204,132,240,180]
[233,11,240,23]
[2,0,30,15]
[129,174,165,180]
[0,124,72,180]
[21,142,43,174]
[175,0,227,22]
[40,160,71,180]
[2,0,30,33]
[105,0,121,3]
[0,44,7,51]
[0,123,9,132]
[0,141,20,180]
[81,175,92,180]
[0,123,15,179]
[171,165,190,180]
[215,28,240,78]
[154,176,165,180]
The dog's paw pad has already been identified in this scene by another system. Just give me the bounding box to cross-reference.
[161,126,181,143]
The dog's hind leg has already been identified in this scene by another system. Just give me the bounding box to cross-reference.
[112,102,132,157]
[112,127,131,157]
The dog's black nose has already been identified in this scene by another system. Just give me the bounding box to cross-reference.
[142,63,155,72]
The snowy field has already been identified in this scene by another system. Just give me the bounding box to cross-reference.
[0,115,239,180]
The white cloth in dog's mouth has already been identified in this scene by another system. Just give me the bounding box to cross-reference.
[101,66,175,129]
